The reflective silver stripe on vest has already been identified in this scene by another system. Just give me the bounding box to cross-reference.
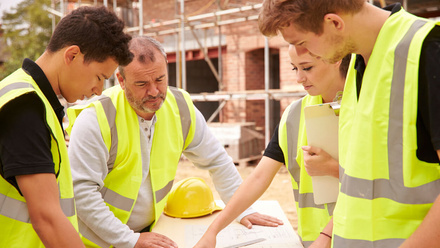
[87,179,173,207]
[302,240,313,248]
[79,220,112,248]
[0,192,75,223]
[155,179,174,203]
[0,82,34,97]
[334,235,405,247]
[339,19,440,205]
[100,187,134,212]
[292,189,323,209]
[286,99,302,184]
[0,193,31,223]
[97,87,192,210]
[98,96,118,173]
[286,99,335,214]
[60,197,76,217]
[169,87,191,148]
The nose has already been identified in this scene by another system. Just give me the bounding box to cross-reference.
[146,83,159,96]
[93,86,103,96]
[296,70,306,84]
[92,79,104,96]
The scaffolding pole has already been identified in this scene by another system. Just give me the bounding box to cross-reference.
[218,23,223,90]
[135,15,258,36]
[180,0,186,90]
[175,1,181,88]
[50,1,56,32]
[190,90,306,102]
[216,0,223,91]
[188,27,221,84]
[60,0,65,16]
[264,37,270,145]
[207,100,226,123]
[139,0,143,36]
[125,3,261,34]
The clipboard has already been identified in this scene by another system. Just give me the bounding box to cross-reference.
[304,102,339,205]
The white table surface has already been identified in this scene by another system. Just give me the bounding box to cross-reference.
[152,200,303,248]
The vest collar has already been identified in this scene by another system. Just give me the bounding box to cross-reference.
[22,58,64,124]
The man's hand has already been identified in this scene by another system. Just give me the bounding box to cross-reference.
[302,146,339,178]
[135,232,178,248]
[239,212,284,229]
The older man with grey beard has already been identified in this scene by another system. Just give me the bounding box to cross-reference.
[66,36,283,248]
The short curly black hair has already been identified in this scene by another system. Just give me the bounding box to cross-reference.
[47,6,133,66]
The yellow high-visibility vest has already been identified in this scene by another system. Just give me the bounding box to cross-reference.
[279,94,335,247]
[334,7,440,247]
[0,69,78,248]
[67,85,196,248]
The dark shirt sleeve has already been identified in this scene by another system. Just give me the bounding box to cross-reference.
[263,125,285,164]
[417,25,440,163]
[0,93,55,192]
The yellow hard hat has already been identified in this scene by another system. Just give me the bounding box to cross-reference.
[164,177,222,218]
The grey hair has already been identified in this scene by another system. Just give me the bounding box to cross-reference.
[118,36,167,79]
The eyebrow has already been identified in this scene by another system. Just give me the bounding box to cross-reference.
[290,62,311,67]
[101,73,110,80]
[298,62,312,65]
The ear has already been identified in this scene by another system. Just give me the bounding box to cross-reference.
[64,45,81,65]
[323,13,345,32]
[115,70,126,89]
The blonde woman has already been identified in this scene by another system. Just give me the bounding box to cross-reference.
[194,45,350,248]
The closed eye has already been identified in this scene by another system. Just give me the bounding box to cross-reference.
[156,75,166,83]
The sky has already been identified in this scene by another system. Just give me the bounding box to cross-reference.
[0,0,23,19]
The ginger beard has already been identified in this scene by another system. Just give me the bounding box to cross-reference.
[324,34,355,64]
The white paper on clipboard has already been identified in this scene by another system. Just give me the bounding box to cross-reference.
[304,102,339,205]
